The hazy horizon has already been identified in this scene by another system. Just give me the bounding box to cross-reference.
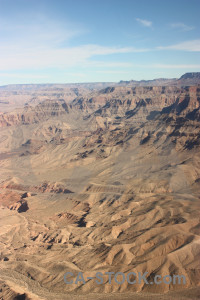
[0,73,189,87]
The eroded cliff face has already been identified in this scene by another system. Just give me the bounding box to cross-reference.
[0,86,199,127]
[0,100,72,127]
[0,81,200,299]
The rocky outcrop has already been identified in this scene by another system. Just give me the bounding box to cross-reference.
[9,199,29,213]
[0,100,71,127]
[2,180,73,194]
[180,72,200,80]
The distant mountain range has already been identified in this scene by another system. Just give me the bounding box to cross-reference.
[0,72,200,91]
[118,72,200,87]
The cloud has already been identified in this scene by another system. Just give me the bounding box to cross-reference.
[170,22,194,31]
[0,16,83,47]
[0,73,48,79]
[157,39,200,52]
[0,14,151,72]
[136,18,152,27]
[117,63,200,69]
[0,44,150,71]
[96,70,130,74]
[148,64,200,69]
[84,61,134,68]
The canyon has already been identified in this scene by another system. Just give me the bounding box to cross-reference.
[0,73,200,299]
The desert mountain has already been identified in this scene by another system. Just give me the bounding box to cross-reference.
[0,73,200,300]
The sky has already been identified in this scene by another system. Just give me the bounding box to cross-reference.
[0,0,200,85]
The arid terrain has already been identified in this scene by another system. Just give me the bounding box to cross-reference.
[0,73,200,300]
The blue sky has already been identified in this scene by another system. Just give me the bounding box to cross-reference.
[0,0,200,84]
